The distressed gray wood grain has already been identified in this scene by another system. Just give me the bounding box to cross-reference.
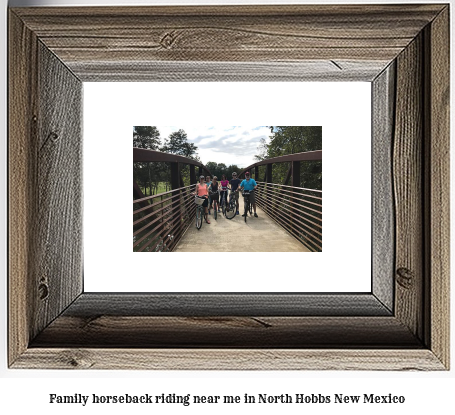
[425,7,450,368]
[72,60,389,82]
[13,349,446,371]
[58,293,392,316]
[372,63,395,312]
[32,42,83,339]
[393,35,424,339]
[12,5,444,80]
[8,10,39,366]
[32,316,420,348]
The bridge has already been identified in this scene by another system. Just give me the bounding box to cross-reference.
[133,148,322,252]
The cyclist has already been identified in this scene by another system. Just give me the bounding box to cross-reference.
[219,174,229,212]
[195,175,210,224]
[208,176,220,213]
[239,171,258,217]
[205,175,212,214]
[229,172,241,215]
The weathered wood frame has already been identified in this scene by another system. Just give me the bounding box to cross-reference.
[9,5,449,370]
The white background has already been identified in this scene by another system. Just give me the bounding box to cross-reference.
[1,0,454,414]
[84,82,371,292]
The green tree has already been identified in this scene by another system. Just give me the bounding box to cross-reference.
[133,126,164,196]
[160,129,200,186]
[133,126,160,149]
[205,162,218,178]
[267,126,321,157]
[161,129,199,160]
[254,137,268,161]
[203,163,241,181]
[256,126,322,190]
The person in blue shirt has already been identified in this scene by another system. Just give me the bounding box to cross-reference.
[239,171,258,217]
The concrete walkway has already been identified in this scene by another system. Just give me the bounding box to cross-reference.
[174,202,310,252]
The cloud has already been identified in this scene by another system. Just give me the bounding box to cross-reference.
[193,134,215,142]
[218,134,236,141]
[156,126,270,167]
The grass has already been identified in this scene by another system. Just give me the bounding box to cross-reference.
[139,182,169,196]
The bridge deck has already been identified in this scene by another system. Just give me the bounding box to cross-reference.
[174,204,310,252]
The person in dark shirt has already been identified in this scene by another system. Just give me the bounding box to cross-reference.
[229,172,241,215]
[208,176,220,213]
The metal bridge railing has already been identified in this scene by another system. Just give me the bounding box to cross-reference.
[133,148,322,252]
[255,182,322,252]
[133,183,196,252]
[133,148,212,252]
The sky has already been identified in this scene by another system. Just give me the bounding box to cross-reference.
[157,126,271,168]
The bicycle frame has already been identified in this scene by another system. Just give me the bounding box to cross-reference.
[225,190,237,220]
[195,196,207,230]
[243,191,251,222]
[220,190,228,215]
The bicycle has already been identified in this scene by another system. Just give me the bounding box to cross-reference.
[194,196,207,230]
[220,188,228,216]
[209,189,219,220]
[242,190,252,223]
[225,189,237,220]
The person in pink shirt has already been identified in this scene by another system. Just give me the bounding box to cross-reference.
[219,174,229,213]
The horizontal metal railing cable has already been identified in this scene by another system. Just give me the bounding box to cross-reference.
[133,191,188,226]
[255,196,323,240]
[164,190,196,251]
[136,192,195,252]
[256,197,321,251]
[264,181,322,195]
[254,181,322,252]
[256,196,322,248]
[255,190,322,235]
[133,183,196,252]
[256,184,322,219]
[133,199,194,252]
[255,201,321,251]
[256,184,322,215]
[257,182,322,208]
[133,192,181,215]
[255,182,322,206]
[134,184,196,211]
[256,183,322,227]
[157,186,196,251]
[262,185,322,203]
[138,214,181,252]
[256,184,322,224]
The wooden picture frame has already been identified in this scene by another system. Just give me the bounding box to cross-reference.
[9,4,449,370]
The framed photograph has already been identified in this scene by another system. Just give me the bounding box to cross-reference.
[85,82,369,293]
[9,4,449,370]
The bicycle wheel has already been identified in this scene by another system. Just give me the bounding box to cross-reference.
[222,198,226,216]
[196,207,202,230]
[244,201,248,222]
[214,205,217,220]
[225,200,236,220]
